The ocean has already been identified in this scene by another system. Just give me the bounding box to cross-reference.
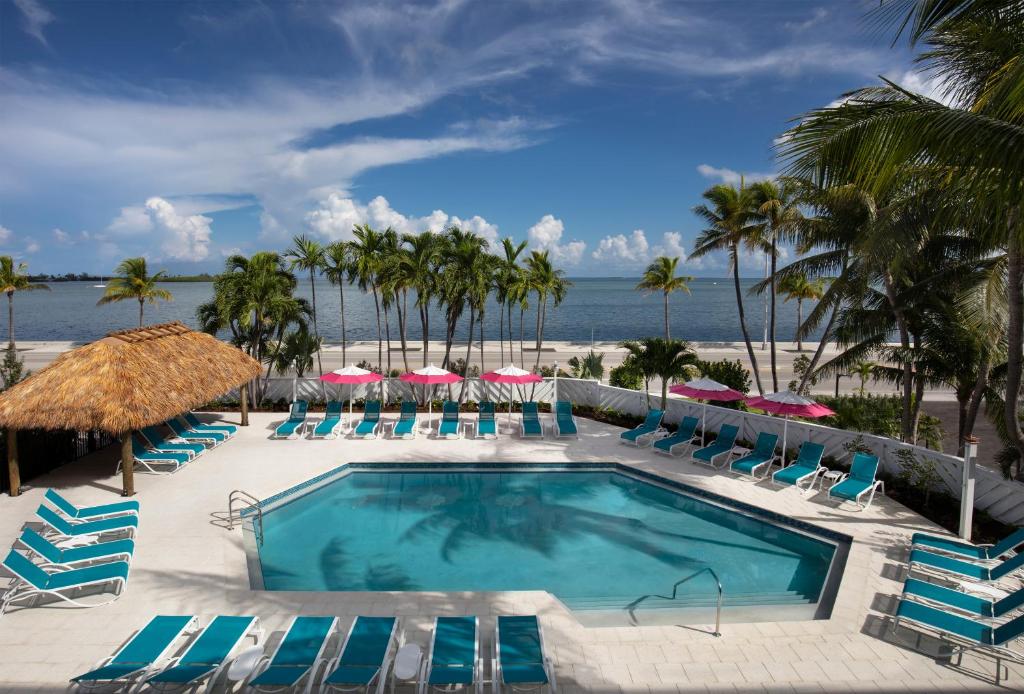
[15,277,822,343]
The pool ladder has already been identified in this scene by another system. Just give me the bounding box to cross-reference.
[627,567,724,637]
[228,490,264,547]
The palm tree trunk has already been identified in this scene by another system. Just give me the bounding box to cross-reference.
[963,353,992,454]
[795,298,803,352]
[883,273,914,441]
[519,308,525,366]
[508,303,514,365]
[420,304,430,368]
[372,286,382,370]
[498,300,505,367]
[138,297,144,327]
[534,292,543,351]
[798,257,846,393]
[384,304,393,377]
[399,290,410,373]
[769,239,778,390]
[732,248,764,395]
[310,271,323,376]
[339,283,347,366]
[534,297,545,371]
[479,314,486,379]
[6,291,13,350]
[460,308,475,402]
[664,291,670,340]
[1005,228,1024,463]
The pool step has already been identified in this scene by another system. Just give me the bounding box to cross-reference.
[563,590,810,612]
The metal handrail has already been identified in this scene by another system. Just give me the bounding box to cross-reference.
[228,490,264,546]
[626,567,724,636]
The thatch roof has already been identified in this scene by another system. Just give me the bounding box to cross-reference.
[0,321,261,433]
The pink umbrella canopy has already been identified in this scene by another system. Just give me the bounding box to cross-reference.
[481,364,543,385]
[669,377,745,402]
[321,365,383,384]
[745,390,835,418]
[399,364,464,384]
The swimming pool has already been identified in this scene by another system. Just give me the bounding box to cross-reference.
[248,464,847,623]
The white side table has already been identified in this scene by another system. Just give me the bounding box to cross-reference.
[391,643,423,694]
[226,645,264,685]
[731,446,751,457]
[820,470,844,491]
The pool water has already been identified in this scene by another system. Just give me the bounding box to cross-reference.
[256,469,837,614]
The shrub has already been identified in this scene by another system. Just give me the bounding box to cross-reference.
[695,359,750,409]
[609,355,643,390]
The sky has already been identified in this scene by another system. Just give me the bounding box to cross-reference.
[0,0,923,277]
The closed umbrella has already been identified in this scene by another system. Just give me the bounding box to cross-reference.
[669,377,746,445]
[400,364,463,430]
[482,365,543,432]
[744,390,835,465]
[321,365,383,428]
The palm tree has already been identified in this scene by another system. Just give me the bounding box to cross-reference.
[285,235,326,376]
[525,250,570,370]
[635,255,692,340]
[97,257,172,327]
[777,272,825,352]
[497,238,528,364]
[620,337,700,406]
[0,257,49,350]
[851,361,877,397]
[691,183,767,394]
[401,232,442,367]
[349,225,386,370]
[323,241,350,365]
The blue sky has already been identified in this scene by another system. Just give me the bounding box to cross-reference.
[0,0,921,276]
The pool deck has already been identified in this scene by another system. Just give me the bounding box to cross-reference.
[0,412,1018,693]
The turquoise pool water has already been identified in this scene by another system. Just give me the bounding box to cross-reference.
[256,469,837,612]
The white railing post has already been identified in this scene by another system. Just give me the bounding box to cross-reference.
[960,438,979,540]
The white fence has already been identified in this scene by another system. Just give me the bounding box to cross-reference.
[240,377,1024,525]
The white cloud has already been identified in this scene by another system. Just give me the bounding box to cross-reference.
[25,240,40,254]
[697,164,775,186]
[145,197,213,261]
[13,0,54,46]
[107,205,154,235]
[784,8,828,33]
[0,225,12,244]
[52,227,72,245]
[892,69,956,106]
[305,194,499,245]
[593,229,649,265]
[527,215,585,265]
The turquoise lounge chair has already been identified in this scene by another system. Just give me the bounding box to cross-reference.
[1,550,130,613]
[166,417,225,446]
[70,615,199,691]
[36,504,139,540]
[771,442,826,490]
[827,452,884,508]
[420,616,482,694]
[125,437,191,474]
[729,432,779,479]
[653,416,700,456]
[316,616,398,693]
[354,400,382,439]
[312,401,344,439]
[439,400,461,438]
[141,426,205,457]
[274,400,309,439]
[44,488,138,520]
[477,401,497,439]
[554,400,578,439]
[246,615,338,692]
[893,597,1024,684]
[521,402,543,438]
[911,527,1024,562]
[145,615,262,690]
[184,411,237,436]
[494,615,556,694]
[908,547,1024,583]
[619,409,665,446]
[691,424,739,468]
[18,527,134,568]
[393,401,418,439]
[901,577,1024,620]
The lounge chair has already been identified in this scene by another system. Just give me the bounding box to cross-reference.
[44,488,139,520]
[312,401,344,439]
[393,401,418,439]
[729,432,780,479]
[166,417,226,446]
[184,411,237,436]
[18,527,134,568]
[619,409,665,446]
[439,400,461,439]
[36,504,139,540]
[419,616,482,694]
[554,400,578,439]
[476,401,497,439]
[1,549,130,613]
[893,596,1024,684]
[911,527,1024,562]
[900,577,1024,620]
[246,615,338,692]
[144,615,262,690]
[493,615,556,694]
[827,452,884,508]
[691,424,739,468]
[521,402,544,438]
[316,616,398,694]
[652,416,700,456]
[123,437,191,474]
[273,400,309,439]
[140,426,206,457]
[908,547,1024,583]
[354,400,382,439]
[771,442,826,490]
[70,616,200,691]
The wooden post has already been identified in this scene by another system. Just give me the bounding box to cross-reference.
[120,432,135,497]
[240,381,250,426]
[6,427,19,497]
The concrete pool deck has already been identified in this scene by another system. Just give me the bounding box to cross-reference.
[0,412,1018,692]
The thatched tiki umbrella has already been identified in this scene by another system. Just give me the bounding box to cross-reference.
[0,322,260,496]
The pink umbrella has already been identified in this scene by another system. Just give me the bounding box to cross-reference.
[482,365,543,430]
[400,364,464,428]
[745,390,836,465]
[669,377,746,445]
[321,365,383,427]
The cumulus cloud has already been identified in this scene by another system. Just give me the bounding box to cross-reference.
[527,215,585,265]
[591,229,705,270]
[52,228,72,245]
[25,240,40,254]
[0,225,12,244]
[13,0,54,46]
[697,164,774,186]
[305,194,499,245]
[106,197,213,261]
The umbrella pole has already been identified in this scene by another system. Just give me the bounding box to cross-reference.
[782,416,789,467]
[702,401,707,446]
